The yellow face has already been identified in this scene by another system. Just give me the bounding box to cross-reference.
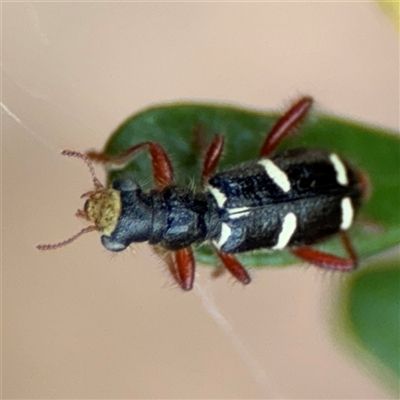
[84,188,122,236]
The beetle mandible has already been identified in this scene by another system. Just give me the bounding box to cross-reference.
[37,97,368,290]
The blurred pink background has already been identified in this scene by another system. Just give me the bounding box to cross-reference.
[3,2,399,399]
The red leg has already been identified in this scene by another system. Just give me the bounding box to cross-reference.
[260,96,313,157]
[175,247,196,291]
[215,250,251,285]
[201,135,225,185]
[290,232,358,272]
[153,246,195,291]
[87,142,174,190]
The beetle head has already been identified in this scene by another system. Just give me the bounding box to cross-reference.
[37,150,121,251]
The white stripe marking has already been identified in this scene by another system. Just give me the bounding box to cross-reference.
[228,207,251,219]
[215,223,232,249]
[340,197,354,230]
[330,153,348,186]
[272,213,297,250]
[208,185,227,208]
[258,159,291,192]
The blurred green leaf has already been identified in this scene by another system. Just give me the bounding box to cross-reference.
[102,103,400,266]
[375,1,400,32]
[337,259,400,389]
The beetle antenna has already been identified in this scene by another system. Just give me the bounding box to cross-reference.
[61,150,103,189]
[36,226,97,251]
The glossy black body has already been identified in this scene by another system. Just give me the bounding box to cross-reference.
[101,182,220,252]
[101,148,363,254]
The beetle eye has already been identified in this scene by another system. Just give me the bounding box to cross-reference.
[84,199,90,213]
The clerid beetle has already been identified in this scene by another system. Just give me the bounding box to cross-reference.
[37,97,369,291]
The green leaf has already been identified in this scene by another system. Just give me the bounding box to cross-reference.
[337,260,400,389]
[102,103,400,267]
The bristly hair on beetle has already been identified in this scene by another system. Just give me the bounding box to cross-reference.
[37,97,368,291]
[36,150,121,251]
